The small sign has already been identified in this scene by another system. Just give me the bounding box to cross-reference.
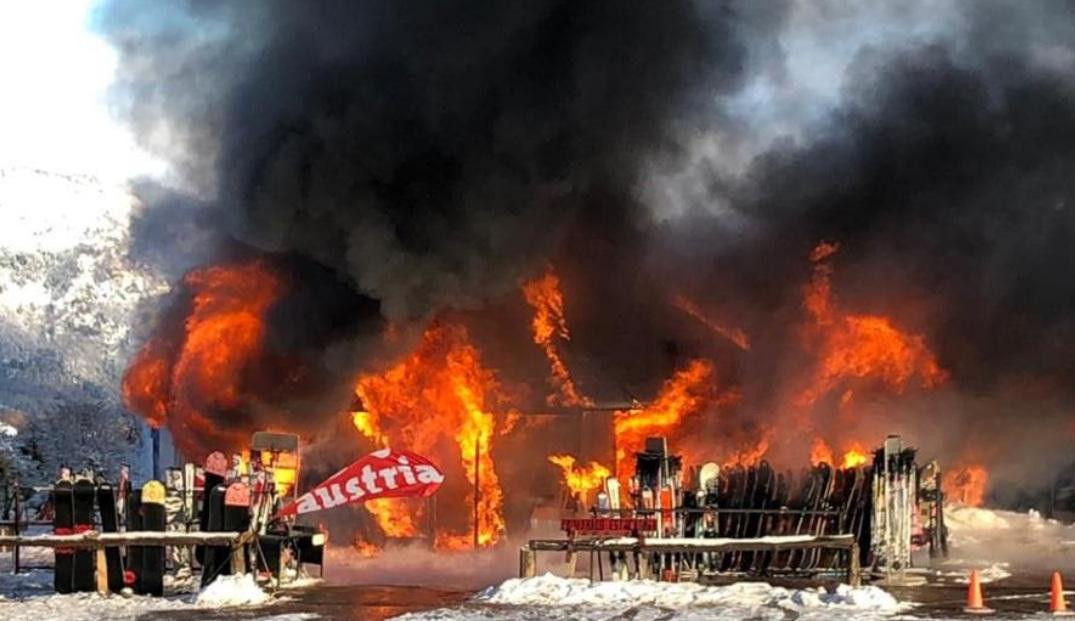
[560,517,657,535]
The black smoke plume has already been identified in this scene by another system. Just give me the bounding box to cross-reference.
[99,0,1075,506]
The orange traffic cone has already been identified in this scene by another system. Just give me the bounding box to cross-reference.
[965,569,993,614]
[1051,572,1073,615]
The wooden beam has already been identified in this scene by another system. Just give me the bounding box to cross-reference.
[0,531,243,548]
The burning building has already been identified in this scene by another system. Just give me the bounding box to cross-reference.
[100,0,1075,558]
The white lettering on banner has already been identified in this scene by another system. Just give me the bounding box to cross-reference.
[380,467,399,489]
[415,465,444,484]
[398,456,417,485]
[296,493,318,514]
[361,465,383,493]
[345,476,365,500]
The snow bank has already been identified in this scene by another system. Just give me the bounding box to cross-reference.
[475,573,900,612]
[196,573,271,607]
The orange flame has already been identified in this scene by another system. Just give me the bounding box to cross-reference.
[352,538,381,558]
[353,323,506,548]
[797,242,946,407]
[841,443,869,468]
[944,465,989,507]
[522,268,593,407]
[672,294,751,350]
[810,437,835,467]
[721,436,770,468]
[548,454,611,497]
[613,359,723,477]
[122,262,282,457]
[811,437,871,468]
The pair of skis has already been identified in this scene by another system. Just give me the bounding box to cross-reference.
[200,478,252,588]
[52,475,106,593]
[52,473,157,594]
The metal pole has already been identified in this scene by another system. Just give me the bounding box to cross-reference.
[473,435,480,550]
[152,428,161,481]
[12,481,20,575]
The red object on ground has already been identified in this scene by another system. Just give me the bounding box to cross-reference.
[1051,571,1071,615]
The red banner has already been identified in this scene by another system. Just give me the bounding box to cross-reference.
[275,448,444,518]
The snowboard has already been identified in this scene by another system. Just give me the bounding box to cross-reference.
[72,477,97,592]
[224,482,252,574]
[96,480,125,593]
[51,477,75,594]
[197,452,228,566]
[126,489,143,593]
[141,480,167,596]
[200,483,228,588]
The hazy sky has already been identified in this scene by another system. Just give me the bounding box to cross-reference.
[0,0,157,182]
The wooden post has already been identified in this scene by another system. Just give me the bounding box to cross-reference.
[95,546,109,594]
[12,482,20,575]
[848,541,861,587]
[518,546,536,578]
[231,543,246,575]
[473,436,480,550]
[565,542,577,578]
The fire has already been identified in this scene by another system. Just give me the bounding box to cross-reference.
[352,323,506,548]
[810,437,835,467]
[672,294,751,351]
[841,444,869,468]
[613,359,727,477]
[351,410,388,447]
[352,539,381,558]
[811,438,871,468]
[522,268,593,407]
[721,436,770,468]
[944,465,989,507]
[797,242,946,407]
[548,454,611,497]
[122,262,282,457]
[365,498,420,537]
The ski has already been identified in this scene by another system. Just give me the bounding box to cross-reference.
[51,471,75,594]
[223,482,252,573]
[96,478,125,593]
[126,488,143,593]
[72,475,97,592]
[200,482,228,588]
[197,451,228,566]
[141,480,167,596]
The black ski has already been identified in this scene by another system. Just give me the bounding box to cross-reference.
[224,482,252,574]
[96,480,124,593]
[200,483,228,588]
[197,452,228,566]
[141,481,167,596]
[126,489,143,593]
[72,477,97,592]
[51,475,75,594]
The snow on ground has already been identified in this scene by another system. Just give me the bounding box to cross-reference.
[393,573,905,621]
[196,573,272,607]
[0,560,281,620]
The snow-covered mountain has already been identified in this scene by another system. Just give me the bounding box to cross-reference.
[0,166,169,483]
